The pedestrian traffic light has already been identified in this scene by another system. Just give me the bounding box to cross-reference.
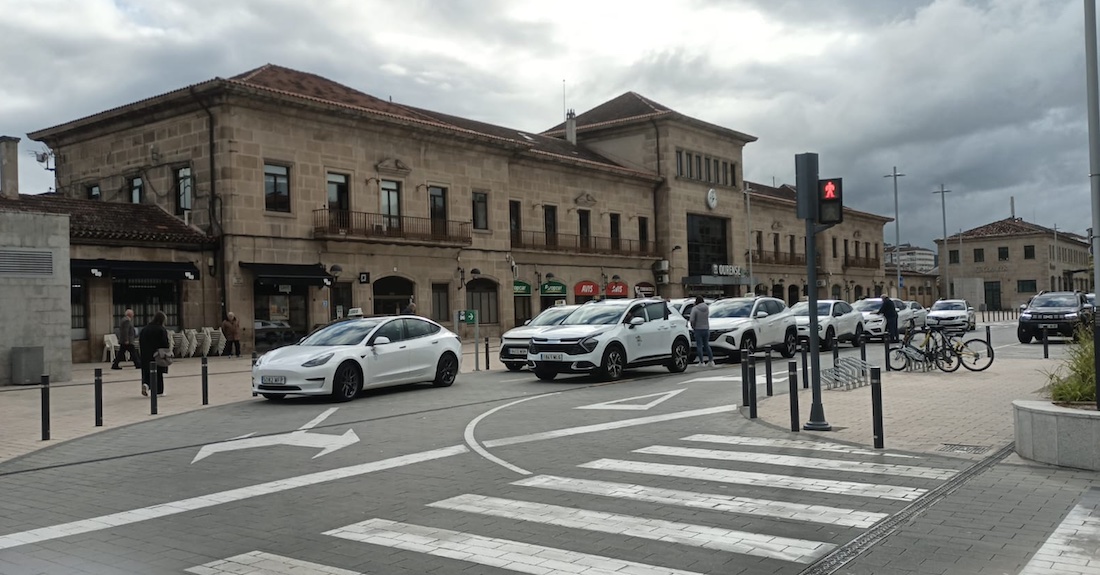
[817,178,843,224]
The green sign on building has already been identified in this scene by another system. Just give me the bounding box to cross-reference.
[513,280,532,295]
[540,280,566,295]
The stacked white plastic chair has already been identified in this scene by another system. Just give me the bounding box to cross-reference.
[195,329,211,357]
[207,327,224,356]
[182,329,198,358]
[103,334,120,363]
[171,330,186,357]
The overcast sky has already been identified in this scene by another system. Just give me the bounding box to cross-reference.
[2,0,1095,249]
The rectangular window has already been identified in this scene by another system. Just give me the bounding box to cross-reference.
[71,278,86,341]
[998,246,1009,261]
[973,248,984,263]
[695,156,703,180]
[327,172,349,211]
[638,216,649,249]
[175,167,193,214]
[87,184,100,200]
[264,164,290,212]
[722,162,729,186]
[1024,245,1035,259]
[1017,279,1037,293]
[713,159,720,183]
[509,200,522,244]
[609,213,621,250]
[381,179,401,228]
[686,214,730,277]
[731,163,737,186]
[428,185,447,237]
[832,237,837,258]
[431,283,450,323]
[130,177,144,204]
[676,151,683,177]
[685,153,693,178]
[705,157,711,182]
[949,250,959,264]
[578,209,591,249]
[544,205,557,246]
[472,191,489,230]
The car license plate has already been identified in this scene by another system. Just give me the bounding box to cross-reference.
[541,353,564,361]
[261,375,286,385]
[510,348,528,356]
[1039,324,1058,329]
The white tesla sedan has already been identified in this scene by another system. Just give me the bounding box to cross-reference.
[252,315,462,401]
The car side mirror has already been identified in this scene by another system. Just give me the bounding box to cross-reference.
[629,316,645,327]
[755,311,768,319]
[523,319,531,326]
[372,336,391,345]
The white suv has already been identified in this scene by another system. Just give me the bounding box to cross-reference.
[527,298,691,381]
[706,296,798,359]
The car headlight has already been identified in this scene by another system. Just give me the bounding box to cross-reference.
[712,328,733,336]
[579,336,600,353]
[1066,313,1079,319]
[253,353,267,367]
[302,352,334,367]
[1020,313,1031,320]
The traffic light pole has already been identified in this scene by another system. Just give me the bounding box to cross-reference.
[795,152,832,432]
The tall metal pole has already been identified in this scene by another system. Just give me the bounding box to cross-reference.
[796,153,830,431]
[933,185,951,298]
[745,186,754,295]
[1083,0,1100,411]
[885,167,905,298]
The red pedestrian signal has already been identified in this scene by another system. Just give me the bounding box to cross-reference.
[817,178,843,224]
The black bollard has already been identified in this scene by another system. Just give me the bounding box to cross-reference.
[860,335,867,363]
[985,325,991,346]
[201,356,209,406]
[485,337,490,370]
[149,361,158,415]
[94,368,103,427]
[832,340,840,369]
[1043,327,1049,359]
[740,349,750,407]
[251,351,258,397]
[748,357,757,419]
[40,374,50,441]
[764,349,773,397]
[871,367,884,449]
[788,361,800,432]
[800,341,809,389]
[883,333,892,372]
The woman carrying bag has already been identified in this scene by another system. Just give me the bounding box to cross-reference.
[139,310,172,396]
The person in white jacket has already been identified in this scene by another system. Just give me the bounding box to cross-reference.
[688,296,715,366]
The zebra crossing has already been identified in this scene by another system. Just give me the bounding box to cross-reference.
[185,434,962,575]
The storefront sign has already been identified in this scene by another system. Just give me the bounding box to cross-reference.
[513,280,532,295]
[710,264,743,277]
[634,282,656,297]
[540,280,567,295]
[574,280,599,296]
[606,281,628,297]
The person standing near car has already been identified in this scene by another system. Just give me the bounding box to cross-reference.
[222,312,241,358]
[688,296,715,367]
[877,297,899,343]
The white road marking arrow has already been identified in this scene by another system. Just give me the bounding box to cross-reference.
[191,408,359,464]
[575,389,685,411]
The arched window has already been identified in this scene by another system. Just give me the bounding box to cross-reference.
[854,285,864,299]
[466,278,499,324]
[831,284,842,300]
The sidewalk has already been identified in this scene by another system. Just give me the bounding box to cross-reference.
[0,340,503,464]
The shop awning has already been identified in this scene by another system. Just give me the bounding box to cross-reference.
[680,275,749,286]
[71,259,201,280]
[239,262,333,286]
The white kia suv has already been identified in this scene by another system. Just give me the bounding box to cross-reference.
[526,298,691,381]
[706,296,798,359]
[499,304,580,371]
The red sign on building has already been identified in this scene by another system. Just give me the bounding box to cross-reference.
[605,281,628,297]
[574,280,599,296]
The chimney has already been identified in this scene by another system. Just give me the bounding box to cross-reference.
[0,135,19,200]
[565,109,577,145]
[1010,196,1015,220]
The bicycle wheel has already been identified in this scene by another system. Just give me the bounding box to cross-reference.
[935,347,961,372]
[957,339,994,371]
[887,346,909,371]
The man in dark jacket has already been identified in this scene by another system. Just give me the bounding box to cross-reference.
[877,297,899,343]
[111,309,140,370]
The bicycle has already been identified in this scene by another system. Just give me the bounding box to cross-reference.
[941,329,994,371]
[887,325,960,372]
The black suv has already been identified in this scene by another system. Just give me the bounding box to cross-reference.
[1017,291,1094,343]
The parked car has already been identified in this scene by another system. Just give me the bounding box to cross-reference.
[926,299,975,332]
[852,297,911,341]
[668,297,716,319]
[526,298,691,381]
[704,296,798,359]
[254,320,298,344]
[252,315,461,401]
[499,304,581,371]
[904,301,928,328]
[790,300,864,350]
[1017,291,1094,343]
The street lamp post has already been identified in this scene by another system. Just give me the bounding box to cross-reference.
[933,185,951,298]
[884,167,906,298]
[744,186,754,296]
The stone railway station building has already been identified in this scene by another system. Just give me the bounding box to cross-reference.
[1,64,892,363]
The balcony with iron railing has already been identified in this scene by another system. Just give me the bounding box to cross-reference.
[312,209,472,245]
[511,230,658,257]
[751,250,808,266]
[843,255,882,270]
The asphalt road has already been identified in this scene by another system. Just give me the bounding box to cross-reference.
[0,320,1066,575]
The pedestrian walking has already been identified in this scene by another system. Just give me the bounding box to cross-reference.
[401,301,417,315]
[878,296,899,343]
[111,309,140,370]
[688,296,715,367]
[221,312,241,357]
[139,310,171,396]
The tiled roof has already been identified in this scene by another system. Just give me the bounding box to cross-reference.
[542,92,757,143]
[0,194,214,246]
[950,217,1088,243]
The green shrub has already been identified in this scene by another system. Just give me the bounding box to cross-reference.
[1042,325,1098,402]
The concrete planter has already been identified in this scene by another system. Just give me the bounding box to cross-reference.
[1013,400,1100,471]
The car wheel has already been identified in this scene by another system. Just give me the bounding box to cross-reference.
[968,319,976,331]
[331,361,362,402]
[600,344,626,381]
[261,393,285,400]
[851,324,864,348]
[779,330,797,358]
[534,367,558,381]
[432,352,458,387]
[1017,326,1032,344]
[822,327,835,351]
[505,363,524,372]
[667,338,689,373]
[739,332,757,359]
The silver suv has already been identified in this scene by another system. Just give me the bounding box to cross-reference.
[705,296,798,359]
[527,298,691,381]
